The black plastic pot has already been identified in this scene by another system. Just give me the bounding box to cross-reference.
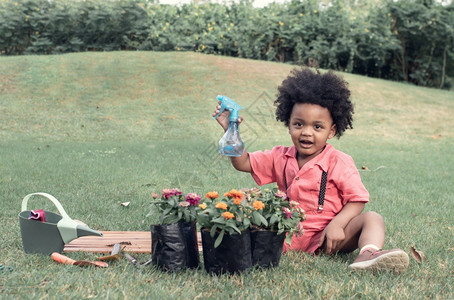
[201,228,252,275]
[251,229,286,268]
[150,221,199,272]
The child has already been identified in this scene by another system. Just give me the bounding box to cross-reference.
[213,68,409,272]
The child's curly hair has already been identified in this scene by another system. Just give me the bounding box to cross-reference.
[274,68,354,138]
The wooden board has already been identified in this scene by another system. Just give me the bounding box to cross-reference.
[64,231,151,253]
[64,231,203,253]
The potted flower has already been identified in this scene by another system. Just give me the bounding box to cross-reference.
[197,189,253,275]
[147,188,201,271]
[243,187,306,268]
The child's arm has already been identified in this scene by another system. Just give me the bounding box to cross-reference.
[319,202,365,254]
[230,150,252,173]
[213,103,252,173]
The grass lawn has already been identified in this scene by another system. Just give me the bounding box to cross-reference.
[0,51,453,299]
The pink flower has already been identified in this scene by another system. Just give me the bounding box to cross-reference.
[275,190,287,198]
[283,207,292,219]
[185,193,201,206]
[241,187,262,200]
[151,193,159,199]
[178,201,190,207]
[161,189,174,199]
[295,207,306,221]
[289,200,299,207]
[161,188,182,199]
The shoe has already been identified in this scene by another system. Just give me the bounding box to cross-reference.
[349,249,409,273]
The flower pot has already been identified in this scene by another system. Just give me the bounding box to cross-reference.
[150,221,199,272]
[251,229,286,268]
[201,228,252,275]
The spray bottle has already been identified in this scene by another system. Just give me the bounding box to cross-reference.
[213,95,245,157]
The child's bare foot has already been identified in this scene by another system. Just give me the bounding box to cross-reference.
[349,248,409,273]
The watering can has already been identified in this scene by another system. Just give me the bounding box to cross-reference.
[19,192,103,255]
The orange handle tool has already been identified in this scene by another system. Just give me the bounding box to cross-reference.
[51,252,108,268]
[51,252,76,265]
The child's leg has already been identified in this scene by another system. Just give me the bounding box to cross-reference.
[335,211,409,272]
[337,211,385,253]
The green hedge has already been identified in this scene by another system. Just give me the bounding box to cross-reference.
[1,0,453,88]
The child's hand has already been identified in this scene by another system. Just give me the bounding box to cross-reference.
[213,101,243,131]
[319,222,345,255]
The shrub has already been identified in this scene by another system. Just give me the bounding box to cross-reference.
[1,0,452,88]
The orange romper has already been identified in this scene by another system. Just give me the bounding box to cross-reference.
[249,143,369,253]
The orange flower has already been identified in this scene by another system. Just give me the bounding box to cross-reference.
[224,189,244,204]
[205,191,219,199]
[199,203,207,210]
[215,202,228,210]
[233,197,242,205]
[252,200,265,210]
[222,212,235,219]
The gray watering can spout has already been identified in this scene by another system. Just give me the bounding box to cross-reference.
[76,225,103,239]
[54,205,103,244]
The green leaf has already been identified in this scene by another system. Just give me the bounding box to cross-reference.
[270,214,278,225]
[285,233,292,246]
[205,208,215,214]
[243,217,251,228]
[162,214,179,224]
[257,212,268,227]
[210,225,218,237]
[214,229,225,248]
[212,216,226,224]
[162,207,173,216]
[251,211,261,226]
[228,223,242,235]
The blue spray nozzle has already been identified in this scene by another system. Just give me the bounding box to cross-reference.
[213,95,244,122]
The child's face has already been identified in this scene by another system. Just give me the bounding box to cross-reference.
[288,103,336,163]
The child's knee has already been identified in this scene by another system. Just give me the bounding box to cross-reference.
[363,211,384,225]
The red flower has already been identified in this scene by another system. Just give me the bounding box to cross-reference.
[185,193,201,206]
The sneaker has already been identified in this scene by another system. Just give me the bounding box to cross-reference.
[349,249,409,273]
